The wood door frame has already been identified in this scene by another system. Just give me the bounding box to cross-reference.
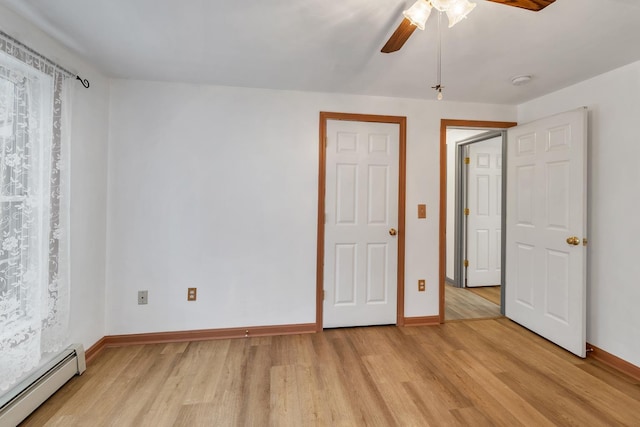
[439,119,517,323]
[317,112,407,331]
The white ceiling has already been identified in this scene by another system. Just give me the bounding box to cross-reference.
[3,0,640,104]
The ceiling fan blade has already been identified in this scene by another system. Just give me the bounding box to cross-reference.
[485,0,556,11]
[381,18,418,53]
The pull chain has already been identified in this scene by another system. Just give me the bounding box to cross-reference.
[432,11,444,100]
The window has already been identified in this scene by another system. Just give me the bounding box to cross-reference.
[0,39,71,394]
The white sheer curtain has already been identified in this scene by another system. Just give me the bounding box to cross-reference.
[0,38,72,393]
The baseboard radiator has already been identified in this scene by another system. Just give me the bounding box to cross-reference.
[0,344,86,426]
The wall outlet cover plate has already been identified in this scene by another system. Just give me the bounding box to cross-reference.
[138,290,148,305]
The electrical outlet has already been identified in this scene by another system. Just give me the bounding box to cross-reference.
[418,280,426,292]
[138,290,148,305]
[187,287,197,301]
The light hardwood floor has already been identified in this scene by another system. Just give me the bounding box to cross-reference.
[466,285,501,306]
[445,285,501,321]
[22,319,640,426]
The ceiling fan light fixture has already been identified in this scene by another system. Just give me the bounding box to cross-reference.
[445,0,476,28]
[430,0,453,12]
[403,0,433,30]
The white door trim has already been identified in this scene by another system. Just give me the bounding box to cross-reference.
[317,112,406,330]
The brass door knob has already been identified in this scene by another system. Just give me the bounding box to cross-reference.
[389,228,397,236]
[566,236,580,246]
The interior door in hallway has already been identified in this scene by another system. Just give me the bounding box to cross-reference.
[506,107,587,357]
[465,136,502,287]
[323,119,399,328]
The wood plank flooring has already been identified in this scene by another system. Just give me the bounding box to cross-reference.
[466,285,501,306]
[21,319,640,426]
[445,285,501,321]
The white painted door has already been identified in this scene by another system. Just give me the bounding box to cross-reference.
[466,137,502,287]
[506,107,587,357]
[323,120,399,328]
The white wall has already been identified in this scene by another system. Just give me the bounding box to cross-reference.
[4,2,637,371]
[0,6,110,350]
[106,80,515,334]
[518,61,640,367]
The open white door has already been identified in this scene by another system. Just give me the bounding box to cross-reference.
[323,119,399,328]
[506,107,587,357]
[466,136,502,287]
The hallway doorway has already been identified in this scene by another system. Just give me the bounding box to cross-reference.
[439,119,516,322]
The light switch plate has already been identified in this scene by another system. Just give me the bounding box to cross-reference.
[418,204,426,219]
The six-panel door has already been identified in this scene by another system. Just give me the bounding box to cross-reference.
[323,120,399,328]
[466,136,503,287]
[506,108,587,357]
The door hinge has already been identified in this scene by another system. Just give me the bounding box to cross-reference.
[464,208,470,216]
[323,290,325,300]
[464,157,470,165]
[325,136,328,148]
[463,260,469,268]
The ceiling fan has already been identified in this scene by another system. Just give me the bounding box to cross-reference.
[381,0,556,53]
